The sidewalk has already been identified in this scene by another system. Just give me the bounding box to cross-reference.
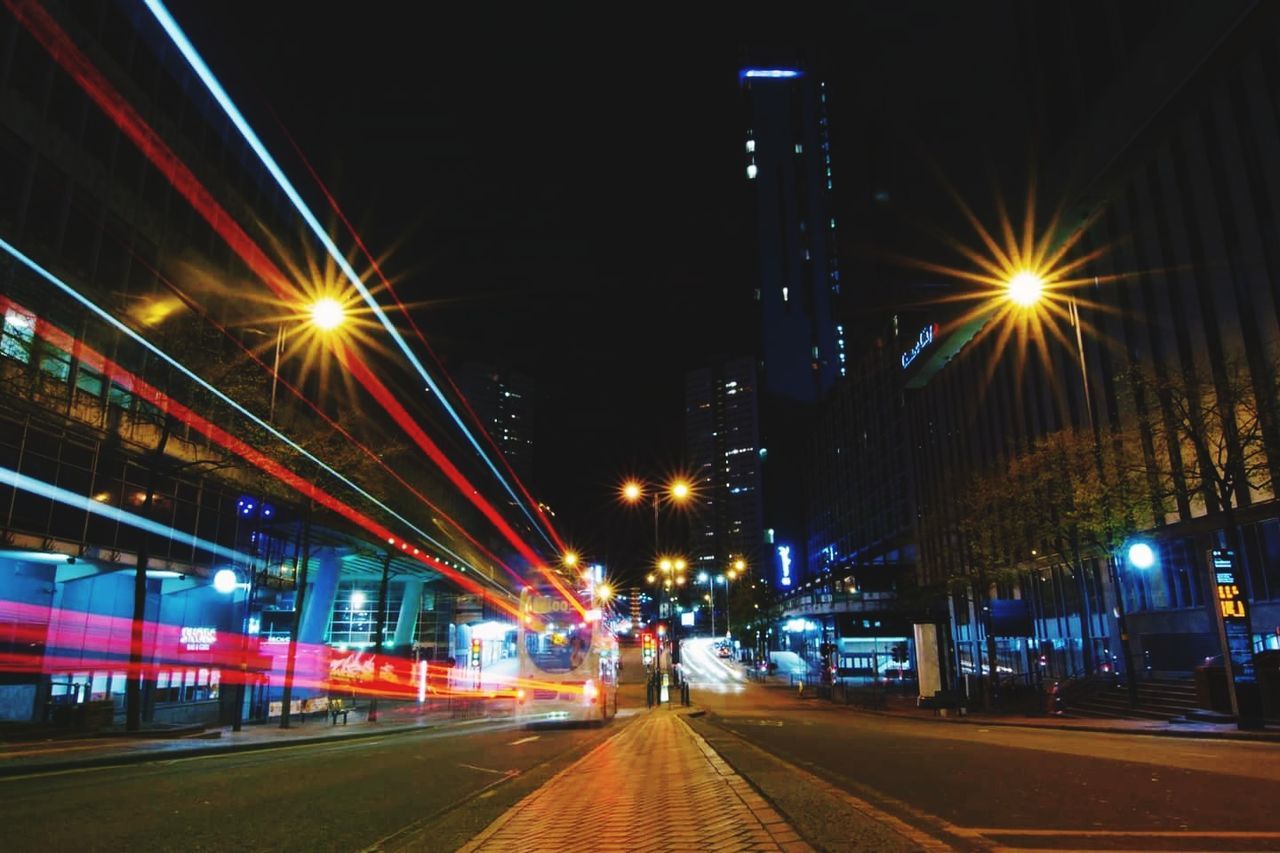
[768,677,1280,742]
[0,698,498,777]
[459,705,813,853]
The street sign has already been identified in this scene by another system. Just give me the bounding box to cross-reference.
[1208,548,1261,728]
[1211,549,1255,679]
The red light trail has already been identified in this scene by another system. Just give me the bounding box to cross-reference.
[6,0,582,615]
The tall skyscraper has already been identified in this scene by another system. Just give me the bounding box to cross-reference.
[451,362,537,492]
[685,358,765,580]
[738,63,847,588]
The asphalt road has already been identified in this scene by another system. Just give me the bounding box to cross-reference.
[685,673,1280,851]
[0,646,660,853]
[7,643,1277,852]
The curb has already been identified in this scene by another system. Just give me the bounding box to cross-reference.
[0,715,511,778]
[847,706,1280,742]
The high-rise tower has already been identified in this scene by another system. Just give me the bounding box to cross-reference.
[684,358,765,580]
[738,64,847,589]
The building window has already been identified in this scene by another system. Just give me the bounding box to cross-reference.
[1,306,35,363]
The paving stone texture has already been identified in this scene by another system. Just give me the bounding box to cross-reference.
[458,709,812,852]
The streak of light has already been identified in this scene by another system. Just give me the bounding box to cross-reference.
[129,255,526,586]
[0,281,518,618]
[11,0,569,613]
[1,0,299,303]
[0,467,251,566]
[146,0,566,559]
[283,135,567,557]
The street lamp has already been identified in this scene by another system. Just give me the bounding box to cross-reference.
[1007,271,1099,680]
[723,563,743,639]
[214,566,254,732]
[1108,540,1156,708]
[265,296,351,424]
[620,477,692,554]
[1005,270,1093,430]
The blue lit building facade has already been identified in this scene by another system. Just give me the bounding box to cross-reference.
[739,64,847,592]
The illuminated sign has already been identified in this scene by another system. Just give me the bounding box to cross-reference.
[180,626,217,651]
[1209,548,1257,687]
[901,323,940,369]
[778,545,792,587]
[741,68,802,80]
[1213,556,1249,622]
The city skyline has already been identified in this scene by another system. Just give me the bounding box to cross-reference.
[157,2,1039,575]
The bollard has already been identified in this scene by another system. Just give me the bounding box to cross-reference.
[681,681,690,706]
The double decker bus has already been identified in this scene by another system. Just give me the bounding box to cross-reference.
[514,584,618,725]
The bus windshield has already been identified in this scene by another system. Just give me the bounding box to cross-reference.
[523,622,593,674]
[520,586,595,675]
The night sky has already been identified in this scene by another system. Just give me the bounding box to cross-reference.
[160,2,1036,577]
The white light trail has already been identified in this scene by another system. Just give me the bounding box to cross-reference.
[0,465,252,565]
[145,0,556,552]
[0,236,482,578]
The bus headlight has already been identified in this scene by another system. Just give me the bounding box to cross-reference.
[516,688,526,703]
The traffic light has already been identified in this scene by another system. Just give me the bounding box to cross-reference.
[641,632,656,666]
[469,637,482,668]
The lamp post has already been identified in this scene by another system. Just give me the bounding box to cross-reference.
[647,558,686,702]
[277,298,346,729]
[1108,540,1155,708]
[366,549,394,722]
[621,477,691,556]
[214,564,254,732]
[1007,272,1102,679]
[724,561,743,639]
[622,477,691,681]
[697,572,714,637]
[259,296,347,425]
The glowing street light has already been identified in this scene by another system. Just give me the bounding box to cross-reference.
[1110,540,1158,709]
[310,297,346,330]
[1006,270,1044,307]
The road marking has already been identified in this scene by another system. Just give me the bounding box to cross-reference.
[507,736,539,745]
[459,762,507,775]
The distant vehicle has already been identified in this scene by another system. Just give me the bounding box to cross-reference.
[716,644,733,658]
[514,585,618,726]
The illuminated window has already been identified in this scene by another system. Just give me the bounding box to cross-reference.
[746,164,758,180]
[745,139,755,153]
[782,287,789,302]
[794,143,803,154]
[39,346,71,381]
[1,306,35,363]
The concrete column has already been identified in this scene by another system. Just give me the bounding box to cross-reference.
[299,547,341,645]
[392,578,423,651]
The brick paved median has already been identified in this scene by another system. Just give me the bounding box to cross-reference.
[458,709,813,852]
